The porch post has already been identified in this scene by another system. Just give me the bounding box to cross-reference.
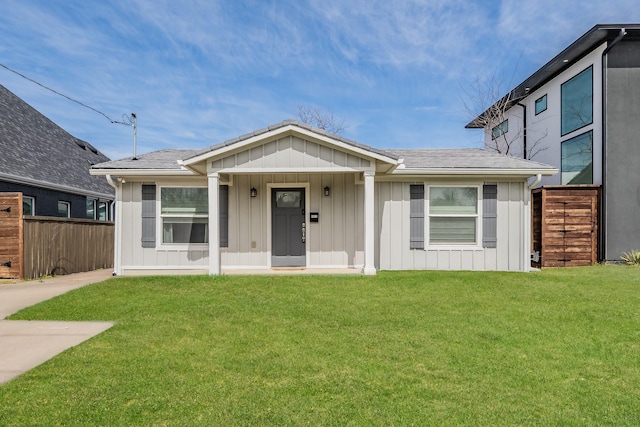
[208,172,220,275]
[363,171,377,275]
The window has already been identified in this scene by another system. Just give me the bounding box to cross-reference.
[561,66,593,136]
[23,196,35,216]
[535,94,547,115]
[491,119,508,140]
[428,187,478,245]
[562,131,593,184]
[98,201,108,221]
[409,184,424,249]
[86,199,96,219]
[161,187,208,244]
[58,201,70,218]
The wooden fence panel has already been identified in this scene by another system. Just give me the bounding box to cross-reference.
[0,193,24,279]
[532,185,600,268]
[23,216,114,279]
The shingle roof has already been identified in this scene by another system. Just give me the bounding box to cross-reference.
[383,148,556,171]
[92,148,199,170]
[0,84,114,198]
[92,123,555,175]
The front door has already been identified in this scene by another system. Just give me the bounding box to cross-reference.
[271,188,306,267]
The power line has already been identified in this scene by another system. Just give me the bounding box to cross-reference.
[0,62,128,124]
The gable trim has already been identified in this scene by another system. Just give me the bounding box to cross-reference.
[182,124,399,167]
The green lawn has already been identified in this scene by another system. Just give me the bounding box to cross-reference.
[1,265,639,426]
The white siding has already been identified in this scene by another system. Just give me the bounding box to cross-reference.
[376,180,527,272]
[210,136,371,171]
[484,43,605,187]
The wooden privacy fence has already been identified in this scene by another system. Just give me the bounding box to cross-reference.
[532,185,600,268]
[0,193,23,279]
[0,193,114,280]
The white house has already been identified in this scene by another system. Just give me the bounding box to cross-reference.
[91,121,556,275]
[467,24,640,260]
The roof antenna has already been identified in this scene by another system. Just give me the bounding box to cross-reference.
[115,113,138,160]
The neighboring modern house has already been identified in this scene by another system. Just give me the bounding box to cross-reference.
[466,24,640,261]
[0,84,114,219]
[91,120,555,276]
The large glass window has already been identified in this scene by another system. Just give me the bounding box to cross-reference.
[561,66,593,136]
[561,131,593,184]
[161,187,208,244]
[428,187,478,245]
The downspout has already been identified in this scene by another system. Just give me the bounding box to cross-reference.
[524,173,542,271]
[106,175,123,276]
[517,103,527,159]
[600,28,626,261]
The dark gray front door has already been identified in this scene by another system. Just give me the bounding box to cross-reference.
[272,188,306,267]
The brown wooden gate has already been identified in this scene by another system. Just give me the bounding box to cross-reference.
[0,193,24,279]
[532,185,600,268]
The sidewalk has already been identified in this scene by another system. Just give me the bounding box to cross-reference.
[0,269,114,385]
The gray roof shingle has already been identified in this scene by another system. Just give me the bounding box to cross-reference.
[0,84,114,198]
[92,148,199,170]
[383,148,556,171]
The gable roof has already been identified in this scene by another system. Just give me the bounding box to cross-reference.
[467,24,640,128]
[0,84,114,199]
[181,120,399,168]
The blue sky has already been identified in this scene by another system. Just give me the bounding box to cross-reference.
[1,1,639,160]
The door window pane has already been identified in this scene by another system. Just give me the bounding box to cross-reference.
[275,191,301,208]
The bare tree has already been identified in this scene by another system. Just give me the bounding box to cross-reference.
[462,73,547,160]
[295,105,347,135]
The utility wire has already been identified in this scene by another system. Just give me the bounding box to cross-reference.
[0,62,128,125]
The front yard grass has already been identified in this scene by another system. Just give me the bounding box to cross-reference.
[1,265,639,426]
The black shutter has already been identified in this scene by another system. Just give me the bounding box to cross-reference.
[141,184,156,248]
[410,184,425,249]
[483,184,497,248]
[219,185,229,247]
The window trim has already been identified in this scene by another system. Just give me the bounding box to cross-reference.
[560,65,593,137]
[158,185,209,249]
[534,94,547,115]
[426,185,482,249]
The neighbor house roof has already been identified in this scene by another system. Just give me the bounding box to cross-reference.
[0,84,114,199]
[466,24,640,128]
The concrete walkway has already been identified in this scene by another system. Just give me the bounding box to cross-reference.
[0,269,114,385]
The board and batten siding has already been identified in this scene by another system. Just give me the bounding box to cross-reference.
[119,179,210,274]
[223,173,364,268]
[117,173,365,272]
[376,181,527,271]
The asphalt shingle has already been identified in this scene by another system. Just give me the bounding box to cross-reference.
[0,84,114,198]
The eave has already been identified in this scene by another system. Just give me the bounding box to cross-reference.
[89,168,197,177]
[0,172,114,200]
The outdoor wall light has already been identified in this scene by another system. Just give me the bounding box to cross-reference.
[324,186,330,197]
[250,187,257,198]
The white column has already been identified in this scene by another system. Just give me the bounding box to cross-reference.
[363,171,377,275]
[208,172,220,275]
